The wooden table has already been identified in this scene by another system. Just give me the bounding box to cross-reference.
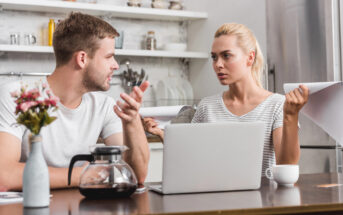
[2,173,343,215]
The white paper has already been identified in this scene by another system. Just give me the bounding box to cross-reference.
[283,82,343,145]
[0,192,23,205]
[139,105,190,129]
[284,82,340,95]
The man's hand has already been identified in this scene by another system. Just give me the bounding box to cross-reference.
[112,81,150,184]
[114,82,149,123]
[284,85,309,117]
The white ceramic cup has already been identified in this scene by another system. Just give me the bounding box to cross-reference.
[265,165,299,187]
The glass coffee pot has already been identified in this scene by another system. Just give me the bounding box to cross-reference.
[68,145,138,198]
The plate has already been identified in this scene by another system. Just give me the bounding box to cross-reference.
[166,82,179,106]
[154,80,168,106]
[181,79,194,102]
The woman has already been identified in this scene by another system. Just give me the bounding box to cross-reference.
[143,23,308,174]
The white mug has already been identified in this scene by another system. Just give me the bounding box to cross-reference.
[265,165,299,187]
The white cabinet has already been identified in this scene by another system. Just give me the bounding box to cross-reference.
[145,142,163,182]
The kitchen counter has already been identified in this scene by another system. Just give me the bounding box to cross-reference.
[2,173,343,214]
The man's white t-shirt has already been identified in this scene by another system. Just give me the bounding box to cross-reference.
[0,79,123,167]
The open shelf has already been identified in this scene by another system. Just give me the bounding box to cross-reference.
[0,0,208,21]
[0,44,209,59]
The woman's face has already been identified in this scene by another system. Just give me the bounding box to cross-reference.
[211,35,253,86]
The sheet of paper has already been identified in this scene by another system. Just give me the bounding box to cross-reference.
[284,82,343,145]
[284,82,340,95]
[139,105,191,129]
[0,192,23,205]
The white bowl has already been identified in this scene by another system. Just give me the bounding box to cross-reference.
[164,43,187,51]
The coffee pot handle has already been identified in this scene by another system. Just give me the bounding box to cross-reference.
[68,154,94,186]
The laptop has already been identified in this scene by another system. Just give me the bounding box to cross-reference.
[149,122,265,194]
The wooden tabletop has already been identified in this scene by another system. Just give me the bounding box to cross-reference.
[2,173,343,215]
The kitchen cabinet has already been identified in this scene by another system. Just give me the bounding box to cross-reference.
[145,142,163,182]
[0,0,208,59]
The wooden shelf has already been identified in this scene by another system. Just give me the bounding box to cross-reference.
[0,45,209,59]
[0,0,208,21]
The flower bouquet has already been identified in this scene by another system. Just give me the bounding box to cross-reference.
[11,83,59,208]
[11,83,59,135]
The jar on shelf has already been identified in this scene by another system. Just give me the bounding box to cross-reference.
[151,0,168,9]
[169,0,183,10]
[146,31,157,50]
[127,0,142,7]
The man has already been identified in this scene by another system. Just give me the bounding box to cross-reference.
[0,12,149,190]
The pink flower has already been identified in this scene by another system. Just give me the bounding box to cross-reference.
[49,95,59,106]
[10,91,19,98]
[27,88,39,94]
[19,101,38,112]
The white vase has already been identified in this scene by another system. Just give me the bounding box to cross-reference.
[23,135,50,208]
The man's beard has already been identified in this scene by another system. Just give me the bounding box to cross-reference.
[82,66,108,92]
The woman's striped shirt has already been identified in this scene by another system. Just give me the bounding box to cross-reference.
[191,93,285,175]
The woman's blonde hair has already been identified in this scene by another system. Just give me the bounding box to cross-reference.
[215,23,264,88]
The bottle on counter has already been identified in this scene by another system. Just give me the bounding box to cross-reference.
[48,19,55,46]
[146,31,156,50]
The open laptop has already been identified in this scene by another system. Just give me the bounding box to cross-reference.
[149,122,265,194]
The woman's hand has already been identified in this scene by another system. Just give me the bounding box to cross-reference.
[276,85,309,164]
[284,85,309,117]
[114,82,149,123]
[142,117,164,140]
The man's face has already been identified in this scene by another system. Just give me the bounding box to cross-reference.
[82,37,119,91]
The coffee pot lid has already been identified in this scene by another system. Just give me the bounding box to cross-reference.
[89,144,128,155]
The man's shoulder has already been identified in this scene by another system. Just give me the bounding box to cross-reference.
[0,79,46,94]
[0,80,21,93]
[0,81,24,102]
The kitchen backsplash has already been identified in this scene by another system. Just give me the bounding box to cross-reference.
[0,0,190,105]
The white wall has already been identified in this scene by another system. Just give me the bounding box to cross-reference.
[185,0,267,99]
[0,0,188,105]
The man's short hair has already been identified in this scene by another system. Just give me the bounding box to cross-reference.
[53,12,119,67]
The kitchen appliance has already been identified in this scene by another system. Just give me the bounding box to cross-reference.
[266,0,342,173]
[68,145,138,198]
